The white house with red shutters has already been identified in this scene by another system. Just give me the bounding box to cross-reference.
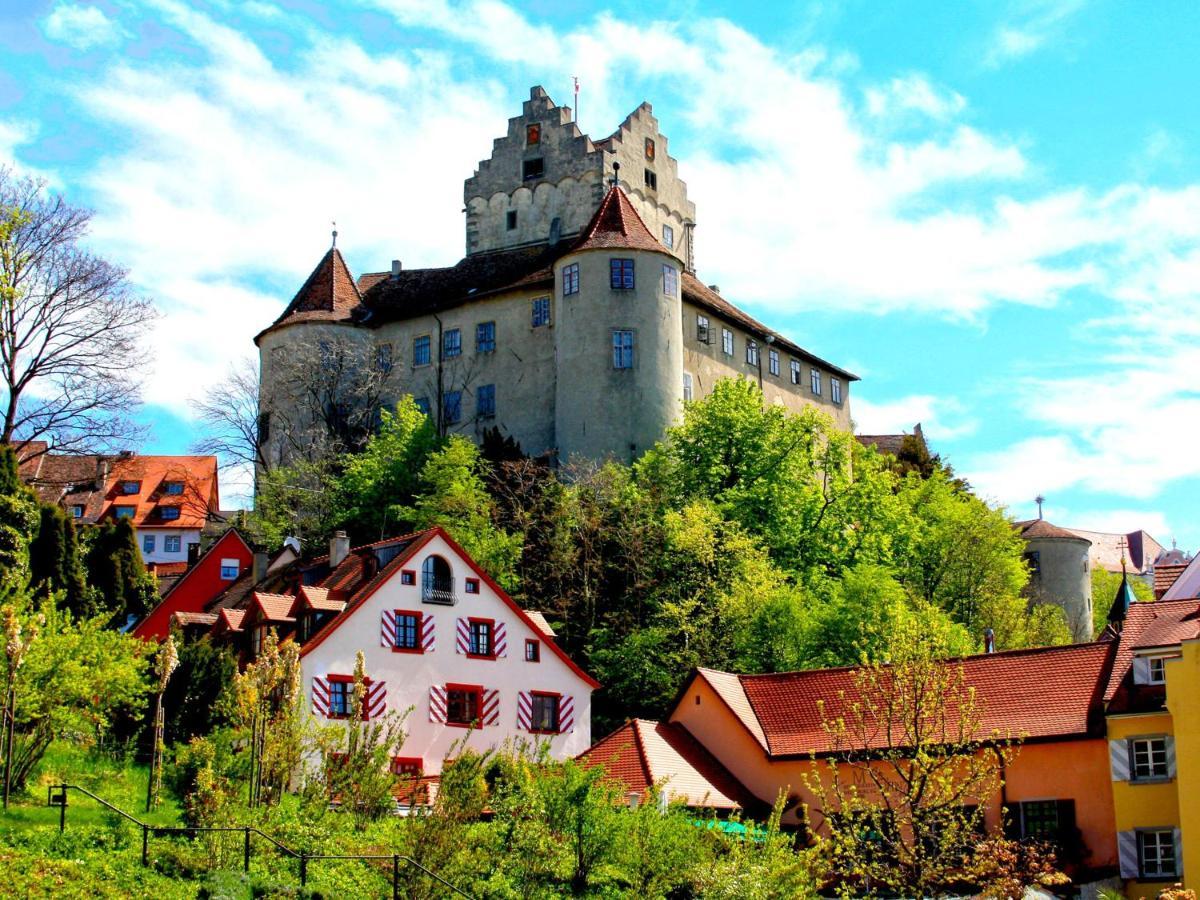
[296,527,598,776]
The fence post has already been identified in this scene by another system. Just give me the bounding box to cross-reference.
[299,851,307,886]
[141,824,149,866]
[243,826,251,872]
[393,854,400,900]
[58,785,66,833]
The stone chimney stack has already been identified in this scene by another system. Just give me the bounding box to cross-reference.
[984,627,996,654]
[390,259,402,280]
[330,530,350,569]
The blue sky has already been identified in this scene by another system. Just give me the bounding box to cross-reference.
[1,0,1198,550]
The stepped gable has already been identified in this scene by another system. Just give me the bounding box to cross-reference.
[572,183,664,253]
[256,247,362,343]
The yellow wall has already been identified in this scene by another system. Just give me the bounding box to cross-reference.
[1167,640,1200,890]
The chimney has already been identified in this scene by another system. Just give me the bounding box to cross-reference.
[95,458,110,490]
[252,551,269,583]
[330,530,350,568]
[983,628,996,654]
[390,259,402,280]
[708,284,720,294]
[186,542,201,569]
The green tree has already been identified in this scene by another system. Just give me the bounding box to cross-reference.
[1091,567,1154,638]
[163,634,236,746]
[0,446,38,593]
[85,519,156,623]
[28,504,87,611]
[246,455,340,553]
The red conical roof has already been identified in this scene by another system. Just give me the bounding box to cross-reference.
[256,247,362,343]
[573,184,667,253]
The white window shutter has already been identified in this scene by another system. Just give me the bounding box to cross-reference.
[312,676,330,718]
[494,622,507,657]
[1132,656,1151,685]
[1118,830,1139,879]
[1167,735,1177,778]
[559,694,575,733]
[421,614,436,652]
[1109,739,1131,781]
[455,617,468,653]
[1173,828,1183,877]
[429,685,447,723]
[381,610,395,648]
[517,691,532,731]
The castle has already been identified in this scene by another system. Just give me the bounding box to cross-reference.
[256,86,856,465]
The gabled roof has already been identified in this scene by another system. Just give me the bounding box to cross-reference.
[689,642,1114,758]
[250,592,298,624]
[293,586,346,614]
[572,184,665,254]
[579,719,762,813]
[1155,563,1190,599]
[255,247,363,343]
[1103,598,1200,702]
[1161,552,1200,601]
[212,608,246,634]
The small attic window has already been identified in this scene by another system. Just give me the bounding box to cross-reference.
[644,169,657,191]
[526,123,541,145]
[645,138,655,160]
[120,480,140,494]
[163,481,184,495]
[506,210,517,231]
[522,158,544,181]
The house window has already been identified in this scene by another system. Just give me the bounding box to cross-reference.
[468,619,494,657]
[219,559,239,580]
[526,123,540,145]
[532,296,551,327]
[611,258,635,290]
[401,569,416,586]
[121,480,140,494]
[114,506,135,519]
[696,315,710,343]
[662,224,674,249]
[644,137,655,160]
[422,555,453,604]
[143,535,156,554]
[683,372,694,402]
[612,330,634,369]
[442,328,462,360]
[810,368,822,396]
[1131,737,1170,781]
[414,397,431,417]
[476,321,495,353]
[71,505,84,518]
[163,482,184,496]
[160,506,180,521]
[506,210,517,231]
[446,686,481,725]
[476,385,495,418]
[328,679,351,718]
[413,335,431,367]
[644,168,657,190]
[525,639,540,662]
[832,378,842,404]
[465,577,480,594]
[1149,657,1167,684]
[165,535,181,553]
[746,340,759,366]
[790,359,801,384]
[1140,829,1179,880]
[393,612,421,651]
[530,693,560,733]
[1016,800,1064,839]
[662,265,678,298]
[391,757,423,777]
[443,391,462,424]
[562,263,579,296]
[251,624,267,657]
[376,343,393,374]
[768,349,780,377]
[721,328,733,356]
[522,158,544,180]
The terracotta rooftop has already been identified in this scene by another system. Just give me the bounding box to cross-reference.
[251,591,298,623]
[526,611,556,638]
[580,719,762,813]
[294,586,346,614]
[572,184,665,254]
[257,247,362,341]
[698,642,1114,757]
[1103,598,1200,702]
[1016,518,1090,542]
[1154,563,1189,599]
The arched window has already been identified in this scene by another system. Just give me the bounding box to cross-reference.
[422,555,454,604]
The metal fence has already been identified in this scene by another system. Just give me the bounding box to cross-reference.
[45,783,472,899]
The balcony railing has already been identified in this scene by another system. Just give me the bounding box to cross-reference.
[422,573,456,605]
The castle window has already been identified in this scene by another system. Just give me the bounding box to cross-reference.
[376,343,393,374]
[413,335,431,367]
[683,372,693,402]
[746,340,759,367]
[721,328,733,356]
[768,348,779,377]
[506,210,517,231]
[810,368,822,396]
[526,123,541,146]
[832,378,842,404]
[443,391,462,424]
[696,315,710,344]
[612,330,634,369]
[610,258,635,290]
[562,263,579,296]
[522,158,544,181]
[442,328,461,360]
[532,296,551,328]
[476,321,495,353]
[644,168,657,191]
[662,265,677,298]
[477,384,496,418]
[662,224,674,249]
[645,138,655,160]
[414,397,431,417]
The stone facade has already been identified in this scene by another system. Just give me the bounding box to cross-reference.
[257,86,856,467]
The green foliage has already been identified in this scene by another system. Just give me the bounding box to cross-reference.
[0,446,39,593]
[84,519,157,623]
[29,503,87,610]
[163,636,236,746]
[245,455,340,554]
[1092,566,1155,638]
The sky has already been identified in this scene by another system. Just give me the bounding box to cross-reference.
[1,0,1198,549]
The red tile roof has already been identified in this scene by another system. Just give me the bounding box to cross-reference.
[697,642,1114,757]
[255,247,363,342]
[102,455,219,529]
[251,591,297,623]
[572,184,666,254]
[525,611,556,638]
[294,586,346,614]
[1103,598,1200,701]
[1154,564,1189,599]
[580,719,762,812]
[214,608,246,633]
[1016,518,1090,542]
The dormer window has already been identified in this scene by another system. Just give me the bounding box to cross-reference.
[522,158,544,181]
[526,123,541,146]
[1149,657,1167,684]
[120,480,140,494]
[163,481,184,496]
[113,506,135,519]
[71,505,84,518]
[160,506,181,521]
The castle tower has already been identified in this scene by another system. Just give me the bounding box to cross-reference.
[553,183,684,463]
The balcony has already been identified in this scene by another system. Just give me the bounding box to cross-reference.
[422,573,456,606]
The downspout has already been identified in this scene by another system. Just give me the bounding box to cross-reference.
[433,314,444,436]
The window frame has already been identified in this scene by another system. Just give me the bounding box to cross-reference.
[612,329,634,370]
[442,328,462,360]
[219,558,239,580]
[467,617,496,659]
[696,315,710,344]
[1130,736,1170,782]
[163,481,185,496]
[324,673,362,720]
[120,480,140,495]
[1017,799,1060,839]
[531,296,551,328]
[683,371,694,402]
[746,340,759,367]
[610,258,635,291]
[562,263,579,296]
[529,691,562,734]
[526,123,541,146]
[721,328,734,357]
[662,264,678,298]
[159,506,181,521]
[465,577,481,594]
[810,368,822,396]
[164,535,182,553]
[113,505,136,519]
[832,377,843,404]
[476,321,496,353]
[505,209,517,231]
[644,168,657,190]
[391,756,424,777]
[376,343,394,374]
[443,390,462,425]
[790,359,801,384]
[444,683,483,727]
[1148,656,1167,684]
[413,334,432,368]
[1139,828,1179,880]
[768,348,780,377]
[400,569,416,586]
[391,609,424,654]
[476,384,496,419]
[662,224,674,249]
[143,535,156,554]
[522,157,544,181]
[71,505,84,518]
[525,639,540,662]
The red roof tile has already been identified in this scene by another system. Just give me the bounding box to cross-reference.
[1154,564,1189,599]
[1016,518,1090,542]
[526,611,556,638]
[573,184,666,254]
[295,586,346,614]
[707,642,1114,757]
[256,247,362,342]
[1103,598,1200,701]
[100,455,219,530]
[171,611,218,628]
[252,591,297,623]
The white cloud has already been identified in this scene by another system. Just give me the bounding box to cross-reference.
[984,0,1088,66]
[41,3,129,50]
[865,75,965,121]
[853,394,977,442]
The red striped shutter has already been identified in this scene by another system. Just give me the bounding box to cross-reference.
[421,614,436,652]
[455,618,469,654]
[381,610,396,648]
[312,676,330,718]
[429,685,447,723]
[517,691,532,731]
[494,622,507,657]
[482,689,500,726]
[559,695,575,733]
[365,680,387,720]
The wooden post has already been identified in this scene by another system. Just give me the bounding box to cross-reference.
[145,690,163,813]
[393,854,400,900]
[243,826,251,872]
[2,683,15,810]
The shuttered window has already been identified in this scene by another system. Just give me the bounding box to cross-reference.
[1140,829,1179,879]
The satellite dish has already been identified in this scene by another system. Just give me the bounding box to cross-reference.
[549,217,562,247]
